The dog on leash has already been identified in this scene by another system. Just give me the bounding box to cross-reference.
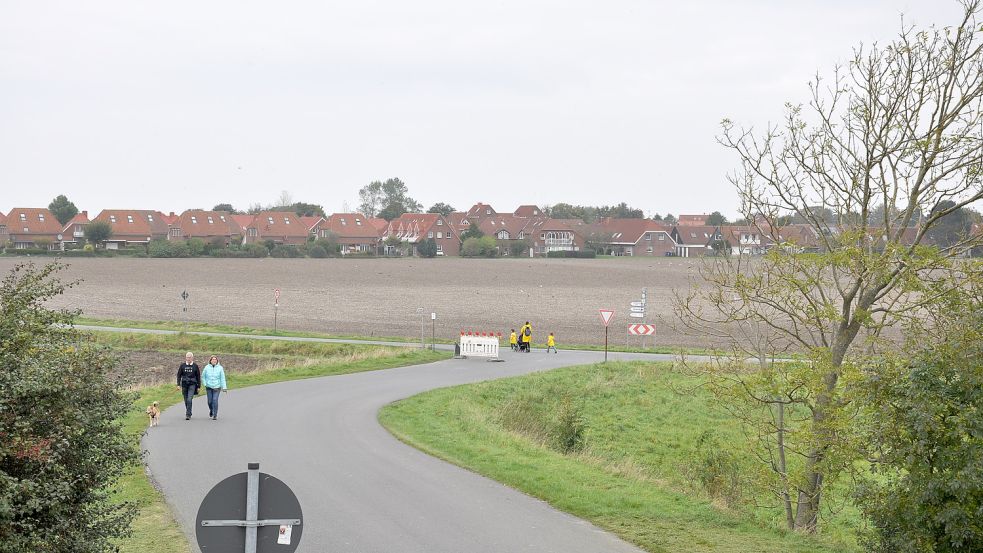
[146,401,161,427]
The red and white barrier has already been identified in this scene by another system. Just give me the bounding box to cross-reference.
[459,330,502,359]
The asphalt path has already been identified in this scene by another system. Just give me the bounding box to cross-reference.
[133,326,684,553]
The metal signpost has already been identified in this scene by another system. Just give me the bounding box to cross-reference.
[197,462,303,553]
[181,290,190,332]
[627,288,647,348]
[273,289,280,333]
[431,312,437,351]
[599,309,615,362]
[417,307,425,349]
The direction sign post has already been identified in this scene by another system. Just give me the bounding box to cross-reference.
[273,289,280,333]
[181,290,190,332]
[599,309,615,362]
[431,312,437,351]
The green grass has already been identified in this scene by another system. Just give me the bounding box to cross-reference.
[379,361,859,553]
[77,316,716,355]
[112,333,450,553]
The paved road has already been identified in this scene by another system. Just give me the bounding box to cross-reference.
[136,327,680,552]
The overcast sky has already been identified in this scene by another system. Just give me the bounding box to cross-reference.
[0,1,964,218]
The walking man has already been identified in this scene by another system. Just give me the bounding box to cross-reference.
[176,352,201,420]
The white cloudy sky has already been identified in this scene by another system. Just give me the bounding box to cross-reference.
[0,1,964,218]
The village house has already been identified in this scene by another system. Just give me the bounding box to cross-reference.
[525,217,587,256]
[513,204,544,218]
[240,211,309,246]
[91,209,170,248]
[300,216,325,239]
[671,225,724,257]
[5,207,64,249]
[475,214,530,255]
[0,211,9,247]
[319,213,382,254]
[60,211,90,248]
[167,210,242,245]
[384,213,459,256]
[584,218,673,256]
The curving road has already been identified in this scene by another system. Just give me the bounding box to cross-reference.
[142,334,678,553]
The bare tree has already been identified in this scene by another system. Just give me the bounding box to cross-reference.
[676,2,983,534]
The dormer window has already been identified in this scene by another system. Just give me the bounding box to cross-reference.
[437,219,443,226]
[191,217,198,224]
[207,217,214,224]
[110,216,117,223]
[283,218,290,225]
[341,219,347,226]
[486,209,491,214]
[127,215,134,223]
[19,214,26,221]
[355,219,362,225]
[268,217,275,224]
[148,215,154,222]
[220,216,226,222]
[38,214,45,222]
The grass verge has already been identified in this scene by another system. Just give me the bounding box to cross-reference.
[113,333,450,553]
[379,360,858,553]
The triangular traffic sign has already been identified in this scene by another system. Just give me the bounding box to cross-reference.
[599,309,615,327]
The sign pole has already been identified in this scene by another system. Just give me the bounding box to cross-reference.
[431,312,436,351]
[245,463,259,553]
[605,325,608,362]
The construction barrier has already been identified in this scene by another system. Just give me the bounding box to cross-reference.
[458,331,502,360]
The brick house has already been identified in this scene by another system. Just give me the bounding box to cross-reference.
[92,210,170,248]
[513,204,545,218]
[583,218,673,256]
[241,211,309,245]
[384,213,459,256]
[524,217,587,256]
[476,214,531,255]
[719,225,768,255]
[0,211,9,247]
[319,213,382,254]
[61,211,91,247]
[6,207,64,249]
[670,225,723,257]
[300,216,326,239]
[167,210,242,245]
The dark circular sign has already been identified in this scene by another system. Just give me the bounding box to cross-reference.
[195,471,303,553]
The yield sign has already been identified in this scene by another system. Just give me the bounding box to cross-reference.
[598,309,615,327]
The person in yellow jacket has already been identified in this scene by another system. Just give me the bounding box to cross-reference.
[509,329,518,352]
[520,321,532,352]
[546,332,557,354]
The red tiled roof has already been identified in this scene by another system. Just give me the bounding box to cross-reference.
[0,211,7,225]
[174,210,242,238]
[93,210,170,240]
[386,213,445,243]
[513,205,543,218]
[588,218,666,244]
[677,214,710,226]
[160,212,179,225]
[246,211,309,239]
[300,216,324,232]
[231,214,255,230]
[322,213,382,239]
[61,211,90,234]
[466,203,496,218]
[366,218,388,232]
[477,214,527,239]
[7,207,65,236]
[673,225,720,245]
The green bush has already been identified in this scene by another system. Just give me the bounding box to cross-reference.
[499,390,586,454]
[0,262,138,551]
[308,244,327,258]
[417,238,438,258]
[461,237,482,257]
[689,430,744,507]
[148,239,190,258]
[187,238,206,256]
[270,245,301,258]
[245,244,269,258]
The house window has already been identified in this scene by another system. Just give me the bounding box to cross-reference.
[147,215,154,222]
[437,219,443,226]
[436,244,443,253]
[485,209,491,214]
[38,214,45,222]
[658,234,665,241]
[268,217,274,224]
[341,219,347,225]
[646,233,652,241]
[23,227,29,232]
[191,216,198,224]
[207,217,214,224]
[110,216,117,223]
[170,228,181,237]
[541,234,546,239]
[428,231,433,238]
[19,213,26,221]
[437,232,442,239]
[647,247,653,253]
[355,219,361,225]
[284,218,290,224]
[248,228,257,237]
[219,216,226,222]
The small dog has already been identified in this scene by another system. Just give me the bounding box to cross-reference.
[146,401,160,427]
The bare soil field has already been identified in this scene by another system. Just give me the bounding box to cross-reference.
[111,350,285,388]
[0,257,715,348]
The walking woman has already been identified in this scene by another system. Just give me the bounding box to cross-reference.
[202,355,228,420]
[176,352,201,420]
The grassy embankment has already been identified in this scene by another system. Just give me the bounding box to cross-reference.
[97,331,450,553]
[77,316,721,355]
[380,360,860,553]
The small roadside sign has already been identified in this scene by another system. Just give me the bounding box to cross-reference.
[629,312,645,318]
[630,306,646,313]
[630,301,644,307]
[274,288,281,302]
[599,309,615,327]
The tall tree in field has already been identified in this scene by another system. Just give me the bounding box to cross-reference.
[83,220,113,248]
[427,202,455,216]
[706,211,729,226]
[676,2,983,533]
[361,178,422,220]
[47,195,78,225]
[0,263,137,552]
[358,181,384,217]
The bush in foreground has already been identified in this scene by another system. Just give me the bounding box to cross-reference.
[0,263,137,552]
